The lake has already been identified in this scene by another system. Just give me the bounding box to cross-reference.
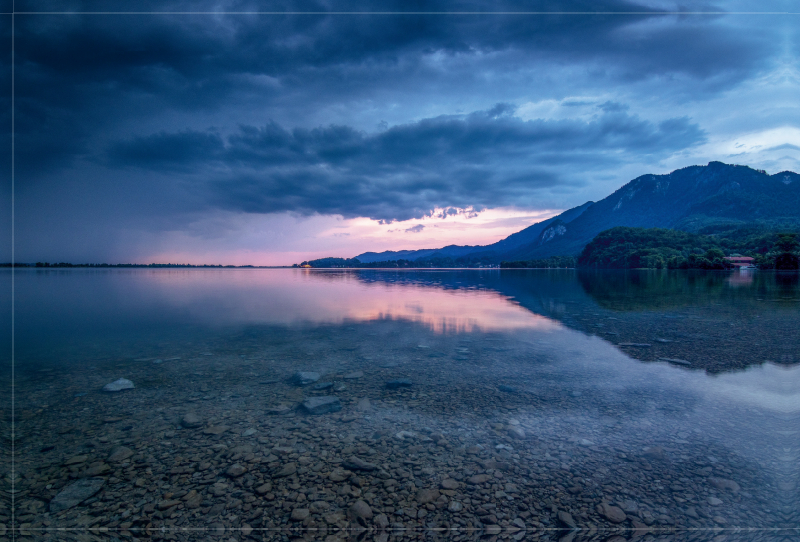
[3,268,799,541]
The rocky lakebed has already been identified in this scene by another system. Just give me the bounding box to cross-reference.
[4,318,797,542]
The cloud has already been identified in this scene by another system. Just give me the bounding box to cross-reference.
[405,224,425,233]
[11,1,795,264]
[11,0,778,176]
[102,105,705,221]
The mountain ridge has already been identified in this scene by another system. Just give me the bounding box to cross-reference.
[353,162,800,264]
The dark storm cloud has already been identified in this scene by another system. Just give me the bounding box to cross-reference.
[12,0,774,175]
[104,105,705,220]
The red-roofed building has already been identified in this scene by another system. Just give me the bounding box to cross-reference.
[724,256,755,268]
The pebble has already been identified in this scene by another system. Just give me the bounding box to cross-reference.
[63,455,88,466]
[558,510,577,528]
[49,478,105,513]
[266,404,293,415]
[386,378,412,389]
[440,479,459,489]
[290,371,321,386]
[83,462,110,476]
[468,474,491,485]
[643,446,667,461]
[349,500,373,520]
[181,412,203,428]
[596,503,627,523]
[708,477,741,492]
[203,425,229,435]
[312,381,334,390]
[374,513,390,529]
[356,397,373,411]
[226,463,247,477]
[344,371,364,379]
[107,446,134,462]
[329,467,350,482]
[102,378,134,392]
[708,497,723,506]
[660,357,692,366]
[342,456,377,471]
[416,488,440,504]
[291,508,310,521]
[242,428,257,436]
[273,462,297,478]
[301,396,342,414]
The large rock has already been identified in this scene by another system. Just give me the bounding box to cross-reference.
[416,489,440,504]
[301,396,341,414]
[596,503,627,523]
[291,508,310,521]
[440,479,459,490]
[467,474,491,485]
[181,412,203,428]
[289,372,321,386]
[226,464,247,477]
[50,478,106,513]
[273,463,297,478]
[107,446,134,462]
[312,382,334,390]
[342,456,377,471]
[349,500,373,520]
[708,477,741,492]
[102,378,134,392]
[329,467,350,482]
[558,510,577,528]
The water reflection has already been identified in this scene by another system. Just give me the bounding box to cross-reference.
[6,268,800,541]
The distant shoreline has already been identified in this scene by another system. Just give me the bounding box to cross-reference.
[0,263,292,269]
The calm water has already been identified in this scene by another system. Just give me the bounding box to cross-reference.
[3,268,799,541]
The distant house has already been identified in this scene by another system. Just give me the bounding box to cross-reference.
[724,255,755,268]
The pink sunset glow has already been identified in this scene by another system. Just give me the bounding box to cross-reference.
[137,207,562,267]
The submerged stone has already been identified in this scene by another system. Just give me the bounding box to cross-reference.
[596,503,627,523]
[660,357,692,366]
[289,371,321,386]
[342,456,377,471]
[102,378,134,392]
[108,446,134,462]
[301,396,342,414]
[50,478,106,513]
[181,412,203,428]
[312,381,334,390]
[386,379,412,389]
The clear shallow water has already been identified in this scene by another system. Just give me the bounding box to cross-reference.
[3,268,799,541]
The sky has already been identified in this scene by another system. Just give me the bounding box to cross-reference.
[3,0,800,265]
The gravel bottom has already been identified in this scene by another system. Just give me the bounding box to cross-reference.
[3,319,797,542]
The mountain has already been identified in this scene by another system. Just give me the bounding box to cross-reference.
[355,201,594,263]
[355,162,800,264]
[508,162,800,260]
